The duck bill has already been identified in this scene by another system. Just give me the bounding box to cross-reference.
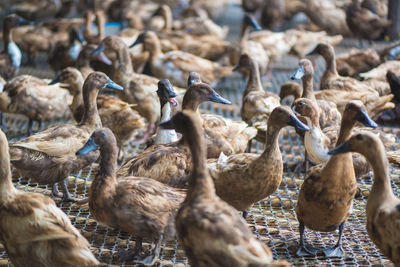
[158,119,175,130]
[105,77,123,91]
[328,141,351,155]
[129,37,142,48]
[288,114,310,131]
[248,15,262,31]
[291,65,304,80]
[76,137,99,156]
[306,48,317,57]
[232,65,240,72]
[92,43,112,65]
[17,17,34,26]
[209,91,231,105]
[356,110,378,128]
[73,29,85,44]
[49,74,60,85]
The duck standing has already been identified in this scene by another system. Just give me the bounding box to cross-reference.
[9,72,122,201]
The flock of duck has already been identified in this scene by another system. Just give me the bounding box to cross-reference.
[0,0,400,266]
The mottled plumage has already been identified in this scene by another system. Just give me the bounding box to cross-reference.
[0,129,98,267]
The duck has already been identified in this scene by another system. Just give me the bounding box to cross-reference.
[328,132,400,266]
[302,0,351,36]
[207,106,309,217]
[0,14,33,80]
[295,100,367,257]
[83,10,106,45]
[91,35,164,143]
[0,74,72,135]
[8,72,123,201]
[292,98,394,177]
[233,53,280,142]
[116,82,233,187]
[48,28,85,72]
[346,0,391,43]
[76,127,185,266]
[154,79,179,145]
[290,58,342,129]
[131,31,232,88]
[360,61,400,81]
[49,67,146,156]
[279,80,395,120]
[308,43,390,96]
[160,110,289,267]
[11,0,62,21]
[229,14,270,77]
[0,128,99,267]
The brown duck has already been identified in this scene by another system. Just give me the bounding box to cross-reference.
[0,129,99,267]
[159,110,289,267]
[329,132,400,266]
[76,127,185,266]
[208,106,309,218]
[8,72,122,201]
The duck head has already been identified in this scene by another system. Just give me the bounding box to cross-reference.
[232,53,255,75]
[241,13,262,35]
[291,98,319,127]
[49,67,84,93]
[187,72,202,87]
[68,28,85,60]
[268,106,310,132]
[84,71,123,92]
[182,83,231,111]
[291,59,314,80]
[77,128,116,156]
[328,132,382,160]
[157,79,178,107]
[3,14,34,30]
[306,43,334,59]
[343,100,378,128]
[130,31,160,54]
[279,81,302,102]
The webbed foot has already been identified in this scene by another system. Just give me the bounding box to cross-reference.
[323,245,344,258]
[296,244,318,257]
[60,179,82,202]
[135,235,163,266]
[119,237,143,262]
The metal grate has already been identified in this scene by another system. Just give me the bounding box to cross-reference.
[1,7,399,267]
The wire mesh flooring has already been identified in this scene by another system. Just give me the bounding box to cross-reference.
[1,10,400,267]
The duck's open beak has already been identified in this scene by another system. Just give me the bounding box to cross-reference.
[356,110,378,128]
[76,137,99,156]
[17,17,34,26]
[328,141,351,155]
[105,77,123,91]
[158,119,175,130]
[210,91,231,105]
[291,65,304,80]
[91,43,112,65]
[288,114,310,131]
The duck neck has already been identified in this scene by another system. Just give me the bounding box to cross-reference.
[336,117,355,145]
[113,45,134,85]
[2,25,12,52]
[96,11,105,41]
[261,124,280,158]
[146,37,163,63]
[186,122,215,199]
[366,144,394,209]
[239,26,250,46]
[0,140,16,203]
[79,85,102,128]
[322,52,338,78]
[244,59,263,94]
[162,10,172,31]
[301,75,316,101]
[70,82,84,118]
[182,96,202,118]
[98,142,118,181]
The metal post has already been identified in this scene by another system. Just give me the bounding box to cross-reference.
[389,0,400,40]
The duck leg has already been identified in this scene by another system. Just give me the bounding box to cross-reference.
[52,184,64,198]
[296,222,318,256]
[60,179,81,202]
[119,237,143,262]
[245,139,252,153]
[135,235,163,266]
[322,222,345,258]
[27,118,34,136]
